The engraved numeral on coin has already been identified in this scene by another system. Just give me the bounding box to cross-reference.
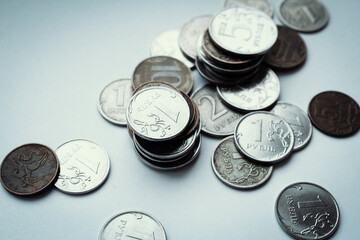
[198,95,228,121]
[127,230,155,240]
[297,195,327,209]
[155,102,180,123]
[252,119,263,142]
[302,6,318,24]
[218,22,252,41]
[150,64,182,87]
[283,115,304,128]
[114,85,126,106]
[75,154,100,175]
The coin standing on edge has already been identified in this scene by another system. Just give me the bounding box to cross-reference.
[0,143,59,196]
[54,139,110,194]
[223,0,274,17]
[275,182,340,240]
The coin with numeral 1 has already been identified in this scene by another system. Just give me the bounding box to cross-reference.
[275,182,340,240]
[234,111,294,163]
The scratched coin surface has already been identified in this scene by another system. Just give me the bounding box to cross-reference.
[234,111,295,163]
[54,139,110,194]
[275,182,340,240]
[0,143,59,195]
[277,0,329,32]
[212,136,273,189]
[99,211,167,240]
[98,78,133,125]
[127,86,190,141]
[223,0,274,17]
[209,7,277,55]
[271,102,312,150]
[308,91,360,137]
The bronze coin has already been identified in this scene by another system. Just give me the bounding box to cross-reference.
[308,91,360,137]
[264,25,307,69]
[0,143,59,195]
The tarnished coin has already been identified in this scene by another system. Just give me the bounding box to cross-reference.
[264,26,307,69]
[127,86,191,141]
[234,111,295,163]
[278,0,329,32]
[191,84,243,137]
[308,91,360,137]
[217,66,280,111]
[271,102,312,150]
[209,7,277,55]
[212,136,273,189]
[179,15,212,60]
[223,0,274,17]
[132,56,193,95]
[99,211,167,240]
[150,29,194,69]
[98,78,132,125]
[55,139,110,194]
[0,143,59,196]
[275,182,340,240]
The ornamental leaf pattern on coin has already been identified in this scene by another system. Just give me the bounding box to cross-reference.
[58,166,91,189]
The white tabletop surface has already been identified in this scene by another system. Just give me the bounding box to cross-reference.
[1,0,359,239]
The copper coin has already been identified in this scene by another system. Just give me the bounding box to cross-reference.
[308,91,360,137]
[0,143,59,195]
[264,25,307,69]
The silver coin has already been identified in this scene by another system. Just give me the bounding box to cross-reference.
[99,211,167,240]
[271,101,312,151]
[234,111,295,163]
[275,182,340,240]
[126,86,190,141]
[98,79,132,125]
[55,139,110,194]
[223,0,274,18]
[217,66,280,111]
[191,84,243,137]
[278,0,329,32]
[209,7,277,55]
[212,136,273,189]
[150,29,194,69]
[179,15,212,60]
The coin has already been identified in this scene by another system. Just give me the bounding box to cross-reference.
[191,84,243,137]
[264,25,307,69]
[0,143,59,196]
[179,15,212,60]
[209,7,277,55]
[98,78,133,125]
[150,29,194,69]
[54,139,110,194]
[211,136,273,189]
[271,101,312,151]
[132,56,193,95]
[99,211,167,240]
[132,81,180,95]
[223,0,274,17]
[275,182,340,240]
[234,111,295,163]
[308,91,360,137]
[277,0,329,32]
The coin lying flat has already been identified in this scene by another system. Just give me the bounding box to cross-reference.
[55,139,110,194]
[308,91,360,137]
[223,0,274,17]
[212,136,273,189]
[99,211,167,240]
[275,182,340,240]
[0,143,59,195]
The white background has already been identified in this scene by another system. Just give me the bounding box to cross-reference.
[0,0,359,239]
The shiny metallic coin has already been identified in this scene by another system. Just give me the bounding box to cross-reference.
[191,84,243,137]
[127,86,191,141]
[275,182,340,240]
[277,0,329,32]
[223,0,274,18]
[150,29,194,69]
[132,56,193,95]
[132,81,180,95]
[308,91,360,137]
[99,211,167,240]
[0,143,59,196]
[209,7,277,55]
[217,66,280,111]
[179,15,212,60]
[177,94,201,140]
[264,26,307,69]
[54,139,110,194]
[212,136,273,189]
[271,102,312,151]
[98,78,132,125]
[234,111,295,163]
